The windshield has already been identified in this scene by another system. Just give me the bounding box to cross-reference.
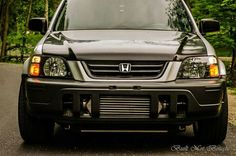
[55,0,192,32]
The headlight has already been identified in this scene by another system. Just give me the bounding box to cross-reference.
[29,55,70,78]
[43,57,67,77]
[177,56,219,79]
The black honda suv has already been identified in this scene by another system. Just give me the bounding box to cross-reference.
[18,0,228,144]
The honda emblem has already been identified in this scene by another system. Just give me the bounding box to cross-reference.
[119,63,131,73]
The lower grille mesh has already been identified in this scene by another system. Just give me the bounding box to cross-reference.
[99,95,150,118]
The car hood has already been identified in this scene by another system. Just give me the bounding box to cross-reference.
[42,30,206,61]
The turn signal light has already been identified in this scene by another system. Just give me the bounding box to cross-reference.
[30,64,40,76]
[31,56,41,63]
[209,64,219,78]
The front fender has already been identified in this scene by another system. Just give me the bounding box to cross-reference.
[218,59,226,77]
[22,57,30,75]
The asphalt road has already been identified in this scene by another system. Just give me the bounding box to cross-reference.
[0,63,236,156]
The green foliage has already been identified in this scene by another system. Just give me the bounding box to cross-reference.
[216,48,232,57]
[2,0,61,59]
[191,0,236,52]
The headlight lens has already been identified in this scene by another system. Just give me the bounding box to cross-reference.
[29,55,71,78]
[43,57,67,77]
[177,56,219,79]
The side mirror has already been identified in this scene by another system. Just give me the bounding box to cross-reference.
[28,18,48,34]
[199,19,220,34]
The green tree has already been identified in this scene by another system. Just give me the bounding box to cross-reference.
[191,0,235,48]
[0,0,61,60]
[0,0,12,57]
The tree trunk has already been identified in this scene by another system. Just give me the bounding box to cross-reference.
[21,0,32,62]
[0,0,5,41]
[231,39,236,87]
[25,0,32,33]
[230,25,236,86]
[231,48,236,86]
[0,0,3,19]
[44,0,49,22]
[0,0,3,31]
[0,0,10,57]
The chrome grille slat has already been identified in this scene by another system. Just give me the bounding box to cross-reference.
[83,61,167,79]
[100,106,150,109]
[132,64,164,68]
[101,110,149,112]
[101,98,150,100]
[101,106,149,110]
[90,70,120,73]
[101,112,149,114]
[100,97,149,100]
[130,70,161,73]
[100,95,150,118]
[88,64,118,67]
[100,101,149,106]
[100,116,149,119]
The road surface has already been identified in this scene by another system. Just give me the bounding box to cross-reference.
[0,63,235,156]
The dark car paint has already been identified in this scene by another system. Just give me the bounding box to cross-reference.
[25,76,224,121]
[42,30,206,61]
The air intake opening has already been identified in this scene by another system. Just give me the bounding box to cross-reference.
[158,95,170,114]
[177,95,187,115]
[62,94,74,117]
[80,95,92,118]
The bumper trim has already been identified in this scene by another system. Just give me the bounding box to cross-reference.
[25,77,225,122]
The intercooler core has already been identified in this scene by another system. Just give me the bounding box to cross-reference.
[61,93,188,119]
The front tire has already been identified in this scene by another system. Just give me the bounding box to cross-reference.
[194,88,228,144]
[18,82,54,143]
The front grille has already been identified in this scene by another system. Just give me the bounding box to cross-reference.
[99,95,150,118]
[82,61,167,79]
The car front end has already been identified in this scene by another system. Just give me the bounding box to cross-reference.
[19,0,228,144]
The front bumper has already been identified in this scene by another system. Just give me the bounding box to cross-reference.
[24,77,225,128]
